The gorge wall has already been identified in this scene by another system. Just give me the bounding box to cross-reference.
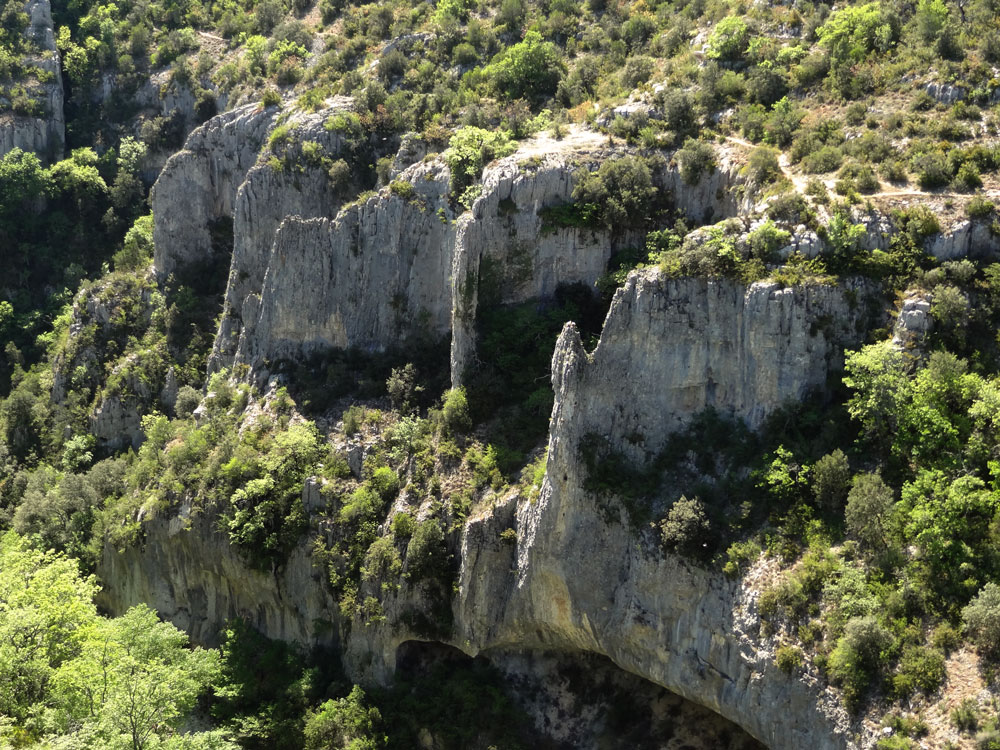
[99,271,875,750]
[151,108,751,385]
[96,106,933,749]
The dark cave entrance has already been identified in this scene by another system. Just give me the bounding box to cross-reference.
[391,641,768,750]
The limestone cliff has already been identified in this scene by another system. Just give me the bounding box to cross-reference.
[99,268,880,750]
[448,272,871,749]
[152,103,278,278]
[0,0,64,160]
[150,106,758,384]
[211,99,360,368]
[233,160,456,372]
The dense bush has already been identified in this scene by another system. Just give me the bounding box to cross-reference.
[572,156,657,229]
[964,583,1000,658]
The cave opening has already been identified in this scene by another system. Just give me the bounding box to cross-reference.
[390,641,768,750]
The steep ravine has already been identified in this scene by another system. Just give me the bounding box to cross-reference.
[99,269,881,750]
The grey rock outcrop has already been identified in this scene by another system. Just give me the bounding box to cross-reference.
[443,271,868,749]
[0,0,64,160]
[892,292,933,352]
[235,161,456,368]
[537,272,867,459]
[449,149,642,385]
[661,148,755,224]
[213,100,387,369]
[152,103,278,278]
[927,219,1000,260]
[98,505,335,645]
[151,103,757,383]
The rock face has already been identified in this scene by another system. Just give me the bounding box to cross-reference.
[152,103,278,278]
[211,99,359,368]
[151,105,756,383]
[0,0,64,160]
[442,271,868,749]
[100,268,878,750]
[234,162,456,369]
[98,505,336,646]
[540,272,867,459]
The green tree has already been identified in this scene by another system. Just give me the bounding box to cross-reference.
[827,615,893,706]
[443,127,516,200]
[676,138,716,185]
[304,686,384,750]
[572,156,657,229]
[843,342,908,441]
[483,30,564,100]
[812,449,851,511]
[845,472,895,552]
[706,16,750,61]
[0,531,98,722]
[914,0,949,42]
[817,3,898,65]
[659,495,710,555]
[53,604,226,750]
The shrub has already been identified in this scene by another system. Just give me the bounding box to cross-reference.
[483,31,564,100]
[113,214,154,271]
[896,204,941,239]
[767,193,809,224]
[879,160,908,183]
[954,162,983,191]
[706,16,750,61]
[875,737,913,750]
[304,686,383,750]
[813,449,851,511]
[845,472,895,552]
[931,285,970,332]
[388,180,415,200]
[837,162,879,193]
[775,644,804,673]
[343,405,364,436]
[828,616,893,706]
[892,645,946,698]
[952,698,980,732]
[967,196,996,220]
[802,145,843,174]
[174,385,201,418]
[659,496,710,555]
[931,623,961,653]
[744,146,781,186]
[765,97,804,148]
[405,519,447,581]
[747,220,790,262]
[676,138,716,185]
[963,582,1000,658]
[369,467,400,502]
[441,388,471,434]
[444,127,516,200]
[912,150,952,189]
[572,156,657,229]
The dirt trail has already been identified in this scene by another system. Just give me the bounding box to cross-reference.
[916,649,986,750]
[722,135,1000,204]
[515,125,609,160]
